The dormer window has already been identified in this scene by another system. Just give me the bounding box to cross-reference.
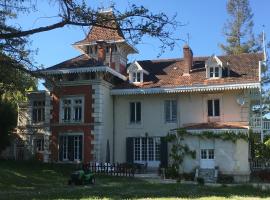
[132,72,141,83]
[127,61,149,84]
[209,66,220,78]
[205,55,223,79]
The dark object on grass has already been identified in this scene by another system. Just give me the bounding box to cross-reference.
[68,169,95,185]
[217,174,234,184]
[197,177,205,185]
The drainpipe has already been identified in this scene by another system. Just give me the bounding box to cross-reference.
[259,61,264,142]
[112,95,115,163]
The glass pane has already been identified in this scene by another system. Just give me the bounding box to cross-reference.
[214,99,220,116]
[165,100,171,122]
[214,67,219,77]
[134,138,140,161]
[136,102,141,123]
[209,67,214,77]
[208,149,214,159]
[201,149,207,159]
[155,138,160,161]
[171,100,177,122]
[74,107,82,121]
[137,72,141,82]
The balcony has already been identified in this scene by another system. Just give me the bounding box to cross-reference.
[250,117,270,132]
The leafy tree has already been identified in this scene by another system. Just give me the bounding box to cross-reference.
[220,0,261,55]
[0,100,17,153]
[0,0,180,73]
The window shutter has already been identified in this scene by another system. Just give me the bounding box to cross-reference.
[136,102,141,122]
[164,100,170,122]
[214,99,220,116]
[160,137,168,167]
[79,135,83,161]
[126,137,134,163]
[59,136,63,161]
[208,100,213,116]
[172,100,177,122]
[130,103,135,123]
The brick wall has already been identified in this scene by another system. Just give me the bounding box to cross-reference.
[50,85,94,163]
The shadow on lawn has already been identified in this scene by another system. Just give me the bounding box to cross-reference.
[1,160,270,200]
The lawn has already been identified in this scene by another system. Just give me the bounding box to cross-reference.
[0,160,270,200]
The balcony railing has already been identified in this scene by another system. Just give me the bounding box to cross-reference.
[250,117,270,131]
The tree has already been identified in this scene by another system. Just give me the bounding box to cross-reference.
[0,100,17,153]
[0,0,180,75]
[220,0,261,55]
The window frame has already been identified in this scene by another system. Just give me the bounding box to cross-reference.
[164,99,177,123]
[129,101,141,124]
[207,99,220,117]
[132,71,142,83]
[32,100,45,124]
[208,66,221,79]
[35,138,44,152]
[60,96,84,123]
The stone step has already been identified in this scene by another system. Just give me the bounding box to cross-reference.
[198,168,217,183]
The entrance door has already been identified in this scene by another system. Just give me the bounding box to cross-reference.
[133,137,161,167]
[200,149,215,169]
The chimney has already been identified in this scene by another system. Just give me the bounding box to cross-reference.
[183,45,193,76]
[97,41,106,64]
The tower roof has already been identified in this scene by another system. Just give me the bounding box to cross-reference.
[74,11,125,45]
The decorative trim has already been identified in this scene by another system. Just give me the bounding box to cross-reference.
[111,82,260,95]
[39,66,127,81]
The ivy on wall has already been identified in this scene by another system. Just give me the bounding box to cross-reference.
[169,128,249,143]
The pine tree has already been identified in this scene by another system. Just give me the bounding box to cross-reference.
[220,0,261,55]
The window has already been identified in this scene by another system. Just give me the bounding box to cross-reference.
[59,135,82,161]
[32,101,45,123]
[130,102,141,124]
[208,99,220,117]
[209,66,220,78]
[201,149,214,160]
[164,100,177,123]
[35,139,44,152]
[61,97,84,123]
[132,72,141,83]
[133,137,160,162]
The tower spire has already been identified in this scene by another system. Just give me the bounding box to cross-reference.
[262,25,267,62]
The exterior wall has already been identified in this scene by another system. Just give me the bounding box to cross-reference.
[181,137,249,175]
[50,85,94,163]
[91,80,113,162]
[114,90,250,175]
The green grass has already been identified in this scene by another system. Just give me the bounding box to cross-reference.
[1,160,270,200]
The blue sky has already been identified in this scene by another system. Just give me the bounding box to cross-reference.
[15,0,270,88]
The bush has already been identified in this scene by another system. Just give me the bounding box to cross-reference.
[164,166,179,179]
[251,170,270,182]
[217,174,234,184]
[182,172,195,181]
[197,177,204,185]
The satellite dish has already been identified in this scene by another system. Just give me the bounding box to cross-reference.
[237,96,245,106]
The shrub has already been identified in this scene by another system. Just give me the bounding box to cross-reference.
[197,177,204,185]
[217,174,234,184]
[251,170,270,182]
[182,172,195,181]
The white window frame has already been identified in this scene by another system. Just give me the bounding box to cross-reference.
[208,66,222,79]
[35,138,44,152]
[132,71,142,83]
[164,99,177,123]
[129,101,141,124]
[207,99,220,117]
[32,100,45,124]
[60,96,84,123]
[133,137,161,163]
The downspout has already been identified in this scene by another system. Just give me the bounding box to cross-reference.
[112,95,115,162]
[259,61,263,142]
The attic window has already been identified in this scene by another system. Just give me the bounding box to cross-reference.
[209,66,220,78]
[132,72,141,83]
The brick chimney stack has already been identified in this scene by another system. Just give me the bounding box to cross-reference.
[97,41,106,64]
[183,45,193,76]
